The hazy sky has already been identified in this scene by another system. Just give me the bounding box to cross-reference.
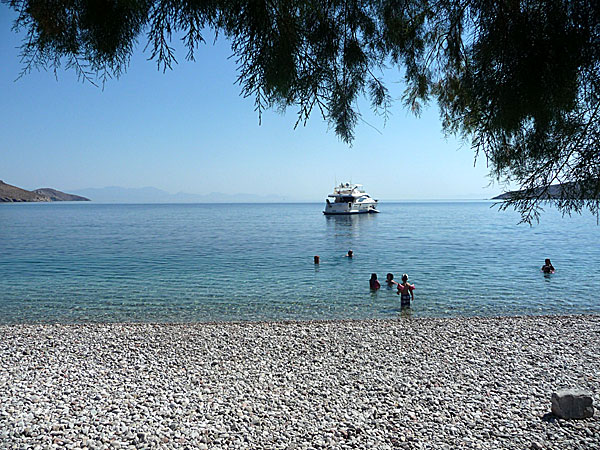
[1,8,504,201]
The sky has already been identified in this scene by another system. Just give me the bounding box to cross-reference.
[0,7,504,201]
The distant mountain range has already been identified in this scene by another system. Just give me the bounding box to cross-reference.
[0,181,290,203]
[0,180,90,202]
[493,182,597,200]
[70,186,288,203]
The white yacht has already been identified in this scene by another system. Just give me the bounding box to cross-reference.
[323,183,379,215]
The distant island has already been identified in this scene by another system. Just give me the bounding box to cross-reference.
[0,180,90,202]
[492,182,597,200]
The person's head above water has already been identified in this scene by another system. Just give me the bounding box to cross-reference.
[386,273,394,282]
[314,255,320,264]
[370,273,377,280]
[545,258,552,265]
[402,273,409,283]
[347,249,353,257]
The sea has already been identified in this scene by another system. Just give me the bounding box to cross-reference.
[0,202,599,324]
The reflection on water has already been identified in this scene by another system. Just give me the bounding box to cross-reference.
[325,213,379,244]
[325,212,377,228]
[399,307,413,319]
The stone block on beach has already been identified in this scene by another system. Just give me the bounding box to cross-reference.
[551,389,594,419]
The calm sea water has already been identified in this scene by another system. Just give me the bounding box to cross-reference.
[0,202,598,323]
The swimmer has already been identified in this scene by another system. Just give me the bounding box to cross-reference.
[541,258,555,274]
[386,273,398,286]
[397,274,415,308]
[369,273,380,290]
[346,249,353,258]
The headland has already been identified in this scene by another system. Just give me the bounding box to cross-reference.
[0,180,89,202]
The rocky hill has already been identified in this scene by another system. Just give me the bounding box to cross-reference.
[33,188,90,202]
[0,180,50,202]
[0,180,90,202]
[492,182,596,200]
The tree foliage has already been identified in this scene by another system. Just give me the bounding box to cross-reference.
[4,0,600,221]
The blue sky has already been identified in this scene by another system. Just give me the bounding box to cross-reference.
[0,7,503,201]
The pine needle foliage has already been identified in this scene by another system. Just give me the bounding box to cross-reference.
[4,0,600,222]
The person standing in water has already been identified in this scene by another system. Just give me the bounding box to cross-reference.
[397,274,415,308]
[541,258,555,273]
[369,273,380,290]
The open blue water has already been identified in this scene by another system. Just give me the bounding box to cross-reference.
[0,202,598,323]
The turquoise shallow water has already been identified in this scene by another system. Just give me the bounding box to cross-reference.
[0,202,599,323]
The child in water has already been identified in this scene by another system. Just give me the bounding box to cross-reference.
[386,273,398,287]
[541,258,555,273]
[369,273,380,290]
[397,274,415,308]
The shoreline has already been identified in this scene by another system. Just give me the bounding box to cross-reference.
[1,312,600,327]
[2,315,599,449]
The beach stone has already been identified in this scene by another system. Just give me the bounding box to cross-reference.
[1,317,600,449]
[551,390,594,420]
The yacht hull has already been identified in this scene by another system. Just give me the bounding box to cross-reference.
[323,209,379,215]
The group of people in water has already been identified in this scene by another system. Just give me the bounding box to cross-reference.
[314,251,554,310]
[370,258,553,309]
[314,250,416,308]
[313,249,353,264]
[370,273,415,307]
[314,250,415,308]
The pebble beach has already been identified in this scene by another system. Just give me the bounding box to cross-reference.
[1,315,599,449]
